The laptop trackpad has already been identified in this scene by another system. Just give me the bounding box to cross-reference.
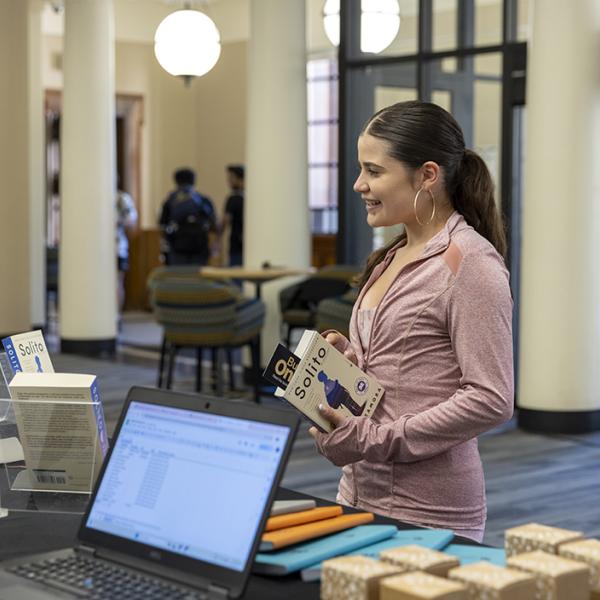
[0,584,66,599]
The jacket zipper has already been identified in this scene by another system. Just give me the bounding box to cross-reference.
[351,240,451,507]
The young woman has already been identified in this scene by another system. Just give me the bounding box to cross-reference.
[309,101,513,542]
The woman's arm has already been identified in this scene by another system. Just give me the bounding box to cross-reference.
[314,250,514,467]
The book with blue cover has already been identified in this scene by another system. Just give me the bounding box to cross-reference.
[1,330,54,377]
[444,544,506,566]
[253,524,397,575]
[300,528,454,582]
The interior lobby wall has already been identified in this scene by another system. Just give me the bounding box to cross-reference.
[42,34,247,231]
[0,0,32,333]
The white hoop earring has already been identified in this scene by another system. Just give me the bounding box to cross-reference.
[413,188,436,226]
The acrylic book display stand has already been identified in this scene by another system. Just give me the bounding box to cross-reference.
[0,352,100,514]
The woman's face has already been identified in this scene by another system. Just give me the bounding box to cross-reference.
[353,133,419,228]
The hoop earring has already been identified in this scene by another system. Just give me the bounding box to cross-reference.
[413,188,436,226]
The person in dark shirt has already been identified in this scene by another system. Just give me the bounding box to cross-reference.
[159,167,217,266]
[222,165,244,266]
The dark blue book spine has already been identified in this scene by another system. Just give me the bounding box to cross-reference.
[1,337,22,375]
[91,379,109,456]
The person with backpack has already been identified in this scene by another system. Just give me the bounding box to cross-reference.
[159,168,217,266]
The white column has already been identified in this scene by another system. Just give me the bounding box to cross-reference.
[518,0,600,431]
[245,0,310,362]
[28,0,46,328]
[60,0,117,353]
[0,0,31,334]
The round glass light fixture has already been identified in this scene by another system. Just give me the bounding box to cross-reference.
[154,9,221,84]
[323,0,401,54]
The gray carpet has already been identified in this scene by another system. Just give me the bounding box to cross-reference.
[50,352,600,548]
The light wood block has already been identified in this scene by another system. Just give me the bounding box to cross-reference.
[380,545,460,577]
[505,523,583,557]
[380,571,467,600]
[320,556,403,600]
[507,550,590,600]
[558,538,600,594]
[448,561,536,600]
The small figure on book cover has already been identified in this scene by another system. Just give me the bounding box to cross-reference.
[317,371,364,416]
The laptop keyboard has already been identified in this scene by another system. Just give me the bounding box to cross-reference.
[8,554,210,599]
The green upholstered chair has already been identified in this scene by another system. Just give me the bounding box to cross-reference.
[148,266,266,401]
[315,287,359,339]
[279,265,360,347]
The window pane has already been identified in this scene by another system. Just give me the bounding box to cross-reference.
[517,0,532,42]
[309,166,338,209]
[423,54,502,205]
[475,0,502,46]
[308,123,338,164]
[433,0,457,52]
[307,57,338,79]
[374,86,417,111]
[308,79,338,122]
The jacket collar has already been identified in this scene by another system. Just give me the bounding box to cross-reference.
[382,210,468,266]
[352,211,470,367]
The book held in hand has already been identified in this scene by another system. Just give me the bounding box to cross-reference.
[264,330,384,433]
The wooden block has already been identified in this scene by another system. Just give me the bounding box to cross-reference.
[380,545,460,577]
[448,561,536,600]
[321,556,403,600]
[558,538,600,593]
[380,571,467,600]
[507,550,590,600]
[505,523,583,557]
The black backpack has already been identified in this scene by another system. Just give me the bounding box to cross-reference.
[166,194,212,256]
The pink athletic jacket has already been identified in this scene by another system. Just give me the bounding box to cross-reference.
[315,212,514,531]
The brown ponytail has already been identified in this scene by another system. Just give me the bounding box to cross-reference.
[454,149,506,258]
[354,101,507,290]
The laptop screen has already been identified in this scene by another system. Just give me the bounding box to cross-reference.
[85,400,291,572]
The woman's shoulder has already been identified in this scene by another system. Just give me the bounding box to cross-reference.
[448,225,509,283]
[451,223,504,260]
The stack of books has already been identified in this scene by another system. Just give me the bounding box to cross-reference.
[254,499,456,579]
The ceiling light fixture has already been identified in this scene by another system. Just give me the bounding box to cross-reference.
[154,4,221,86]
[323,0,401,54]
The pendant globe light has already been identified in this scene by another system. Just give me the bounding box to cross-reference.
[323,0,401,54]
[154,4,221,85]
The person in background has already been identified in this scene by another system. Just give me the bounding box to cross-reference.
[159,167,217,266]
[309,101,513,543]
[221,165,244,267]
[115,187,138,314]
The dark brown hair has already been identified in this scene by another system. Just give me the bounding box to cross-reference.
[355,101,506,289]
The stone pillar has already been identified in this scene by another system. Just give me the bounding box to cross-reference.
[28,0,46,328]
[245,0,310,363]
[0,0,31,335]
[60,0,117,354]
[518,0,600,432]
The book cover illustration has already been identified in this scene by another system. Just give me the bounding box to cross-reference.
[1,330,55,377]
[265,331,384,433]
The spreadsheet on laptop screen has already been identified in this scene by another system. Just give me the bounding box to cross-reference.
[86,401,290,571]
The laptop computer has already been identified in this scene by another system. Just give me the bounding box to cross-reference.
[0,386,299,599]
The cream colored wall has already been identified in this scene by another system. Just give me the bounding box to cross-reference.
[42,34,247,230]
[0,0,32,332]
